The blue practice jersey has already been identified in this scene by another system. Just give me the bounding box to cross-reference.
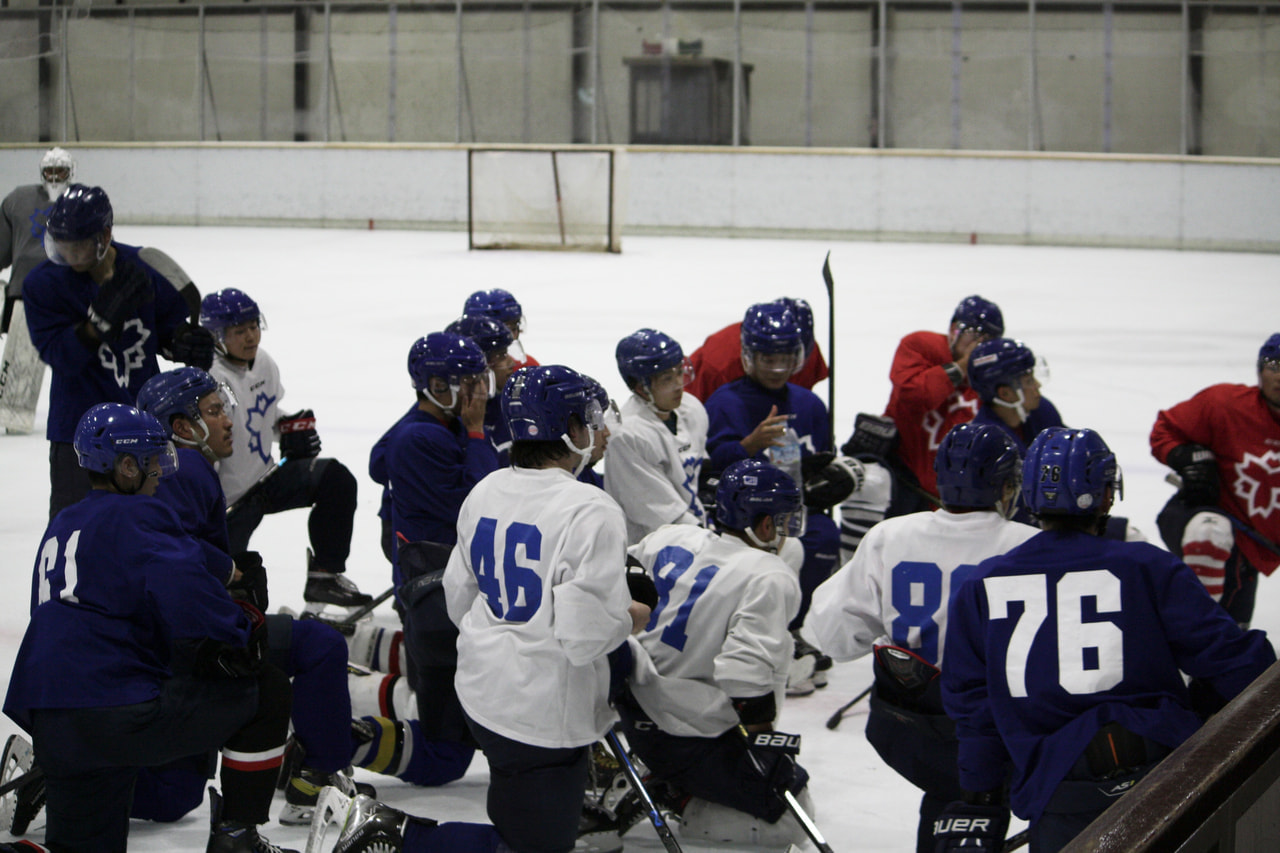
[156,446,234,583]
[386,413,500,585]
[370,405,426,524]
[23,243,190,443]
[942,530,1275,823]
[4,490,252,731]
[703,377,831,477]
[485,396,512,467]
[971,400,1065,523]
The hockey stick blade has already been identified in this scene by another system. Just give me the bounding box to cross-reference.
[825,684,873,730]
[333,585,396,626]
[1163,472,1280,557]
[604,730,684,853]
[305,785,354,853]
[226,460,285,520]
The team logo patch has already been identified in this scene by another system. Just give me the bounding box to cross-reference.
[1100,779,1136,798]
[1234,451,1280,519]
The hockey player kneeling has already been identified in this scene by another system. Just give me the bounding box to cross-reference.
[615,459,817,849]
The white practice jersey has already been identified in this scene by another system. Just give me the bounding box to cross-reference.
[604,394,709,545]
[209,348,283,505]
[444,466,634,749]
[807,510,1038,668]
[627,524,800,738]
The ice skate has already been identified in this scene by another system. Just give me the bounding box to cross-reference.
[307,788,420,853]
[280,766,376,826]
[0,734,41,834]
[207,787,299,853]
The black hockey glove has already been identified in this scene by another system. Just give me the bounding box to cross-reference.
[731,693,778,727]
[1168,443,1219,507]
[625,562,658,610]
[193,599,268,680]
[227,550,269,612]
[841,412,898,461]
[932,796,1010,853]
[739,726,807,796]
[278,409,321,460]
[161,321,216,370]
[802,453,865,510]
[87,261,153,343]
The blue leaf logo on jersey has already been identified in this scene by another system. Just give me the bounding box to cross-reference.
[245,390,277,464]
[681,456,705,520]
[27,204,53,240]
[97,320,150,388]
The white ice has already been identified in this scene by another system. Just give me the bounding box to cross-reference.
[2,227,1280,852]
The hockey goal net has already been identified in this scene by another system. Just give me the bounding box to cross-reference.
[468,147,625,253]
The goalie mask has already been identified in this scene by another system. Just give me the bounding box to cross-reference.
[40,147,75,200]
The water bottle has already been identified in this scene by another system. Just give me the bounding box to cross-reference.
[767,426,803,488]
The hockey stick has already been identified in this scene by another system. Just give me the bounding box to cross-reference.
[331,585,396,625]
[1004,828,1029,852]
[1163,472,1280,558]
[603,730,683,853]
[138,246,201,322]
[225,460,285,521]
[821,251,835,441]
[824,683,873,730]
[736,726,835,853]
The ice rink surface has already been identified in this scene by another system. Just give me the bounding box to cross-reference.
[2,226,1280,851]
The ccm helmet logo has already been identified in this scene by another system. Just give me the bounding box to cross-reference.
[116,438,140,445]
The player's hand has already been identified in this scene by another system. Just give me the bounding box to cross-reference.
[742,405,790,456]
[228,550,269,612]
[931,797,1009,852]
[951,330,986,378]
[278,409,321,459]
[164,321,216,370]
[459,379,488,434]
[627,601,652,634]
[87,261,153,342]
[1168,443,1219,506]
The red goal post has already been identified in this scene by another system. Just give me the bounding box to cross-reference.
[467,146,626,253]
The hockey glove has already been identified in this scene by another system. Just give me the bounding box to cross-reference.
[161,321,216,370]
[625,561,659,610]
[1168,443,1219,507]
[841,412,898,461]
[731,693,778,727]
[228,550,269,612]
[278,409,321,460]
[738,726,808,803]
[87,261,153,343]
[932,797,1009,853]
[192,599,268,680]
[802,453,866,510]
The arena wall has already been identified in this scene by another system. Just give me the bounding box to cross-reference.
[1,143,1277,252]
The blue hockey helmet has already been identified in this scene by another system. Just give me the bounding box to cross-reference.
[968,338,1037,403]
[615,329,688,390]
[1023,427,1122,516]
[935,423,1022,510]
[464,288,524,331]
[951,295,1004,338]
[715,459,805,539]
[45,183,112,243]
[137,367,220,431]
[200,288,267,340]
[775,298,816,359]
[73,403,178,479]
[741,302,805,380]
[445,314,514,359]
[502,364,603,442]
[408,332,489,391]
[1258,333,1280,370]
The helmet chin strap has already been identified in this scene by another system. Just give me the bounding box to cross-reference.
[425,385,460,415]
[744,526,781,554]
[639,383,673,418]
[993,389,1028,423]
[173,417,213,458]
[561,432,594,477]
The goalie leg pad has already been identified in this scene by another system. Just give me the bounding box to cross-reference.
[1181,511,1234,602]
[837,460,892,562]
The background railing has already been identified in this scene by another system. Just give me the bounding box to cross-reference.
[0,0,1276,156]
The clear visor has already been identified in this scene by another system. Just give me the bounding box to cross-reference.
[135,442,180,480]
[601,398,622,429]
[1033,355,1050,385]
[1261,358,1280,373]
[745,346,805,379]
[457,371,496,400]
[582,398,606,433]
[1111,465,1124,502]
[44,231,105,267]
[773,505,807,538]
[648,359,696,394]
[202,383,238,421]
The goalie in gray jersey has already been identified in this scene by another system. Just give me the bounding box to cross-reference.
[604,328,709,544]
[613,458,816,850]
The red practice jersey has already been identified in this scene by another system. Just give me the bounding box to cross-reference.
[883,330,979,497]
[1151,382,1280,576]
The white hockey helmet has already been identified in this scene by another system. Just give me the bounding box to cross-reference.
[40,147,75,199]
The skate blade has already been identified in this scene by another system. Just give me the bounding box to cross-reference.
[0,734,34,832]
[305,786,354,853]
